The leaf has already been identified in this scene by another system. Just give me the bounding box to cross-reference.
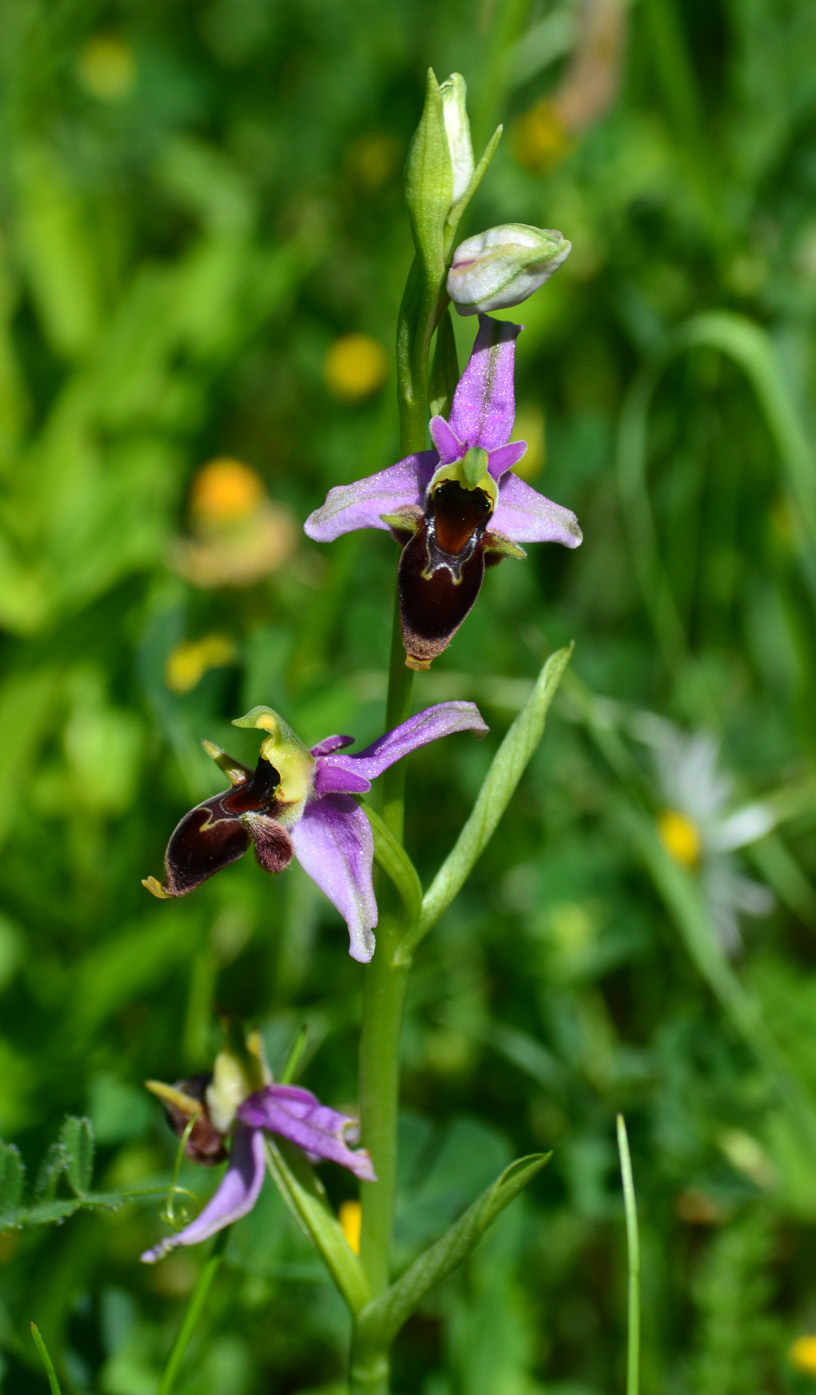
[263,1138,371,1316]
[363,803,423,928]
[34,1142,66,1202]
[30,1323,63,1395]
[354,1153,549,1351]
[24,1192,126,1225]
[0,1142,23,1224]
[60,1117,94,1195]
[406,646,572,956]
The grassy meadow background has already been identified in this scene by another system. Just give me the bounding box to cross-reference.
[2,0,816,1390]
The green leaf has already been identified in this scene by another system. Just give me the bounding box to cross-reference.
[404,69,452,276]
[354,1153,549,1351]
[263,1138,371,1315]
[60,1117,94,1195]
[30,1323,63,1395]
[0,1142,23,1224]
[34,1142,66,1202]
[363,803,423,928]
[405,645,572,956]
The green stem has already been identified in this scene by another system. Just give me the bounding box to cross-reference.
[357,914,411,1287]
[353,254,438,1390]
[156,1229,229,1395]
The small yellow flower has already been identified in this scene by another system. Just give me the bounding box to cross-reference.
[339,1199,362,1255]
[790,1336,816,1375]
[657,809,702,869]
[511,404,546,481]
[190,459,266,526]
[165,635,236,694]
[77,35,136,101]
[324,334,388,403]
[510,99,571,176]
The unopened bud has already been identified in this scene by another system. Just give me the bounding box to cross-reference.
[439,74,474,204]
[447,224,571,315]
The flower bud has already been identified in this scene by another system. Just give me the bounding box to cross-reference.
[439,73,474,204]
[447,223,571,315]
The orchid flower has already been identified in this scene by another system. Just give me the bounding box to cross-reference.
[141,1030,374,1263]
[143,701,487,962]
[304,314,582,669]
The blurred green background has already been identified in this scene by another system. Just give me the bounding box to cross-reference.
[2,0,816,1390]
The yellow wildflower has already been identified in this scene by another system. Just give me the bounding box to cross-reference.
[511,404,546,481]
[77,35,136,101]
[165,636,236,694]
[338,1199,362,1255]
[324,334,388,403]
[190,459,266,526]
[657,809,702,869]
[790,1336,816,1375]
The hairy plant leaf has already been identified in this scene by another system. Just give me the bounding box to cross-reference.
[60,1117,94,1195]
[0,1143,23,1223]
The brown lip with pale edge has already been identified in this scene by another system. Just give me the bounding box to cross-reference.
[396,480,493,668]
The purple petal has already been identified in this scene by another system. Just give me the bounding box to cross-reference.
[492,473,583,547]
[429,415,463,464]
[290,793,377,963]
[448,315,521,453]
[487,440,528,479]
[140,1124,265,1262]
[313,758,372,796]
[311,734,356,758]
[238,1084,376,1182]
[326,702,488,785]
[303,453,438,542]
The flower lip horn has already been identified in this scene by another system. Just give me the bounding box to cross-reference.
[304,314,582,669]
[143,701,487,962]
[141,1028,375,1263]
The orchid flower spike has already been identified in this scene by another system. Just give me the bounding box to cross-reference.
[141,1026,374,1263]
[143,701,487,962]
[305,314,582,669]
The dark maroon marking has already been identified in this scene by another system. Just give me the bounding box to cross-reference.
[431,479,493,555]
[159,1074,228,1165]
[397,516,487,662]
[163,795,253,895]
[222,756,281,814]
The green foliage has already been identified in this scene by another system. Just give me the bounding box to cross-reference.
[1,1118,128,1232]
[0,0,815,1389]
[356,1152,549,1350]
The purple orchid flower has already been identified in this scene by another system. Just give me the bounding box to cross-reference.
[304,314,582,669]
[143,701,487,962]
[141,1080,374,1263]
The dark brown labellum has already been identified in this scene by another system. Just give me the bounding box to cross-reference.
[397,480,493,668]
[161,1075,228,1165]
[159,756,290,895]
